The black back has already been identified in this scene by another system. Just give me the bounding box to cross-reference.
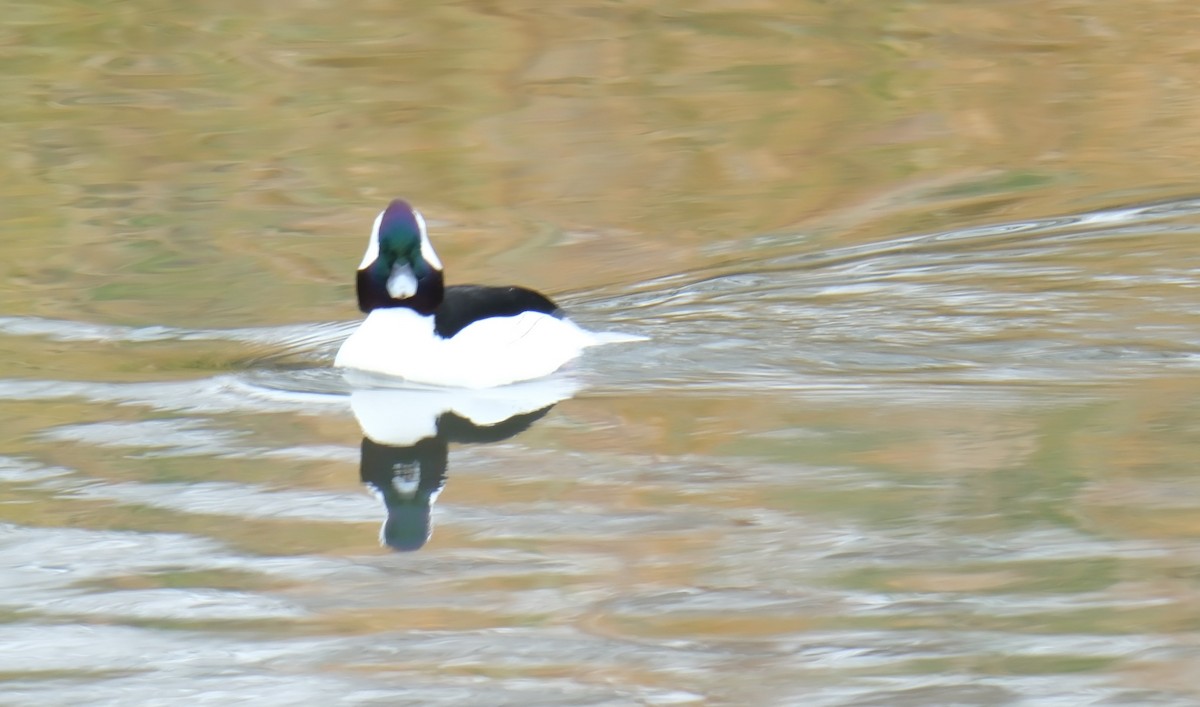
[434,285,562,339]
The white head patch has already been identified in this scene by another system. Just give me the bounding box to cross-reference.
[357,204,443,276]
[358,210,385,270]
[413,208,443,271]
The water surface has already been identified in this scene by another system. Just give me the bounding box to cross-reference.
[2,2,1200,705]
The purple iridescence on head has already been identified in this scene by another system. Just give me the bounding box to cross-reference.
[356,199,445,314]
[378,199,421,247]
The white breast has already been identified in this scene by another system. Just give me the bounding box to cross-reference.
[334,307,603,388]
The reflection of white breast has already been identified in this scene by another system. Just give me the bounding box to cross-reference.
[349,377,581,446]
[335,307,602,388]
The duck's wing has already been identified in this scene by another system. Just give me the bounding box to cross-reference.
[434,285,562,339]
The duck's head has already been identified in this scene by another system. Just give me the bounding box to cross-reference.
[355,199,445,314]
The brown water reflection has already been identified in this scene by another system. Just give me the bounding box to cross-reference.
[2,1,1200,705]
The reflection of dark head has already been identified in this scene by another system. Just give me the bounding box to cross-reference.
[361,436,446,551]
[359,406,554,552]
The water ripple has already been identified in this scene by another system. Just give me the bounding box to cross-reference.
[574,196,1200,391]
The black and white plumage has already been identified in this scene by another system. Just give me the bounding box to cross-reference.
[334,199,637,388]
[351,379,577,550]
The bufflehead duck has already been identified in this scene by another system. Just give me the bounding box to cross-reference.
[334,199,634,388]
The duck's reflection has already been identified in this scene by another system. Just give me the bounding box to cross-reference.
[350,378,579,551]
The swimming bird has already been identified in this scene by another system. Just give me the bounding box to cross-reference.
[335,199,635,388]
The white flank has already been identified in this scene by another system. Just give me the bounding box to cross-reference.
[335,308,618,388]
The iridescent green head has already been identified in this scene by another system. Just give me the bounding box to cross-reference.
[355,199,445,314]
